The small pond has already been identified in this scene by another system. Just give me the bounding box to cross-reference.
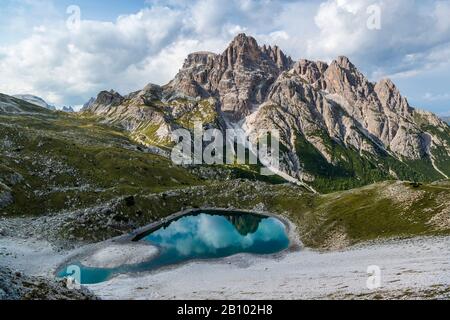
[58,210,290,284]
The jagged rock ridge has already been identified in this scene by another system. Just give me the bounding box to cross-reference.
[165,33,294,120]
[83,34,450,192]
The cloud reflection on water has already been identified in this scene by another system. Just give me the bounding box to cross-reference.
[144,213,288,257]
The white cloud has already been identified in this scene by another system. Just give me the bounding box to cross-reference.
[0,6,193,105]
[306,0,450,78]
[423,92,450,102]
[1,0,450,109]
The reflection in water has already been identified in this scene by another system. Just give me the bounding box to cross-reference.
[226,214,262,236]
[143,213,286,258]
[58,211,289,284]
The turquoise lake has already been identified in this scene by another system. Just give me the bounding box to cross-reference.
[58,211,290,284]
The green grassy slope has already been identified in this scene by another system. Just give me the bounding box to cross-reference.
[292,131,433,193]
[291,181,450,248]
[46,179,450,248]
[1,95,449,250]
[0,105,204,217]
[0,96,287,218]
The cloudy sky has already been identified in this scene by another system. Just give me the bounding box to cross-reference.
[1,0,450,115]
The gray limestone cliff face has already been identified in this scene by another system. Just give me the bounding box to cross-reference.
[166,33,294,120]
[83,33,450,183]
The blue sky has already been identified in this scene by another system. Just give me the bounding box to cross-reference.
[0,0,147,44]
[0,0,449,115]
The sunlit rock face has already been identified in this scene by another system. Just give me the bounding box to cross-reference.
[166,33,294,120]
[83,34,450,189]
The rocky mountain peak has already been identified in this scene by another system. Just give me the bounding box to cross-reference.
[166,33,295,120]
[223,33,266,69]
[261,44,293,70]
[334,56,357,70]
[227,34,292,66]
[377,78,396,89]
[214,34,294,119]
[88,90,124,112]
[183,51,217,69]
[62,106,74,113]
[82,97,95,111]
[324,56,374,101]
[375,78,411,116]
[122,83,164,107]
[221,33,293,72]
[142,83,162,93]
[82,34,450,188]
[292,59,328,87]
[228,33,260,52]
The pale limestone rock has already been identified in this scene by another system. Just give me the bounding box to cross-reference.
[166,33,293,120]
[83,34,450,183]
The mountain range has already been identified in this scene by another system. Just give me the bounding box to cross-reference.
[11,94,77,113]
[62,106,75,113]
[1,35,450,290]
[442,116,450,125]
[13,94,56,111]
[83,34,450,192]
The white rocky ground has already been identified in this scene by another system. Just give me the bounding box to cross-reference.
[0,237,78,277]
[2,235,449,300]
[81,244,159,269]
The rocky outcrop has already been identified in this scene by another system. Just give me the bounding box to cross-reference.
[83,83,221,147]
[164,52,217,100]
[87,90,125,115]
[0,267,97,300]
[291,56,426,159]
[0,182,13,209]
[290,59,328,89]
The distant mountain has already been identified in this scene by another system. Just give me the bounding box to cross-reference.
[13,94,56,111]
[81,97,95,111]
[1,93,51,114]
[83,34,450,192]
[62,106,75,113]
[2,92,449,247]
[442,116,450,125]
